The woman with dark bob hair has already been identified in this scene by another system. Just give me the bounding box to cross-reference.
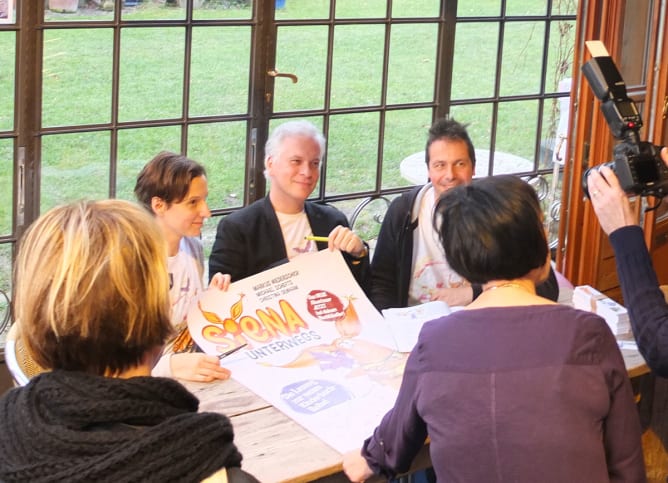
[0,200,257,482]
[344,175,645,482]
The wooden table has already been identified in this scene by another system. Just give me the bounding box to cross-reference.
[181,336,648,483]
[183,377,348,482]
[183,377,432,482]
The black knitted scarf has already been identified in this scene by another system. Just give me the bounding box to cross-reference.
[0,370,243,482]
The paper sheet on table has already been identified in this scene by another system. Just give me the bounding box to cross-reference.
[187,249,404,454]
[382,301,452,352]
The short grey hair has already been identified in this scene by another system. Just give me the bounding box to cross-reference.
[264,120,326,164]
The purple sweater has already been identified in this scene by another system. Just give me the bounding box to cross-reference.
[609,225,668,376]
[361,304,645,482]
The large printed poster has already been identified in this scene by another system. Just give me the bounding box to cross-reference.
[188,249,406,453]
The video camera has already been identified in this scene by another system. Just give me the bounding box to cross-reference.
[581,40,667,199]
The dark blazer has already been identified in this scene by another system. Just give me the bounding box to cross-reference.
[209,197,370,290]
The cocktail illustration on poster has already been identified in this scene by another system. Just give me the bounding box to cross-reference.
[188,249,407,452]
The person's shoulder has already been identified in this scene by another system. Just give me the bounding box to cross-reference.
[395,185,423,203]
[387,185,424,211]
[566,305,612,327]
[550,305,620,360]
[220,198,269,223]
[306,200,347,219]
[418,309,467,338]
[181,236,204,253]
[180,237,205,268]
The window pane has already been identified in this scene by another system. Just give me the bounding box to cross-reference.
[201,217,217,275]
[392,0,440,18]
[119,27,184,122]
[116,126,182,201]
[121,1,185,21]
[274,26,327,113]
[0,241,10,354]
[495,100,538,173]
[327,112,379,195]
[451,23,498,100]
[546,19,575,92]
[188,121,246,211]
[331,25,384,108]
[41,131,110,213]
[45,1,115,21]
[0,244,11,306]
[331,196,390,242]
[42,29,112,127]
[276,0,330,20]
[457,0,502,17]
[193,0,253,20]
[499,22,545,97]
[0,138,12,235]
[506,0,547,16]
[552,0,578,16]
[335,0,386,18]
[539,81,571,169]
[383,108,432,189]
[190,26,250,116]
[0,32,15,131]
[387,24,438,105]
[539,97,562,169]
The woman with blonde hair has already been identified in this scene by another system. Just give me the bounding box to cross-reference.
[0,199,257,482]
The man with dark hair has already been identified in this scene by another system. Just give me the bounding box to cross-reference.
[370,117,558,310]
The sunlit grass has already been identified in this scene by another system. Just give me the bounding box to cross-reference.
[0,0,576,289]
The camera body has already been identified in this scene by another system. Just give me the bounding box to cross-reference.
[597,141,668,198]
[581,42,667,198]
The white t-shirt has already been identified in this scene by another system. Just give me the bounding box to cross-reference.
[152,237,205,377]
[168,241,204,329]
[408,186,469,306]
[275,210,318,259]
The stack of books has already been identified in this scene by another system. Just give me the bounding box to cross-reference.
[572,285,631,336]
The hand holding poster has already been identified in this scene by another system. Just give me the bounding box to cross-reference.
[188,249,406,453]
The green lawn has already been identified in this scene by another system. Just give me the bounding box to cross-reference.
[0,0,576,289]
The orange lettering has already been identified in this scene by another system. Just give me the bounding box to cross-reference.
[279,299,309,333]
[239,315,270,342]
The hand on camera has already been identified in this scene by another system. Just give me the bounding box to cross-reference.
[586,166,637,235]
[587,147,668,235]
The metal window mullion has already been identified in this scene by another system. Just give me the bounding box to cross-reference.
[375,4,392,193]
[316,1,337,202]
[108,7,123,199]
[245,0,274,205]
[181,6,194,153]
[16,1,44,230]
[433,0,456,121]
